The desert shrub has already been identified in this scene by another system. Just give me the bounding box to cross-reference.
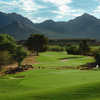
[48,45,64,52]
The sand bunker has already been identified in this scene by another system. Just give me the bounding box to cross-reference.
[60,58,68,62]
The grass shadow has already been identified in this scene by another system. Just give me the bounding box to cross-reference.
[59,56,84,60]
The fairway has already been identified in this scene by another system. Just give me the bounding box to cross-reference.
[0,69,100,100]
[34,52,94,68]
[0,52,98,100]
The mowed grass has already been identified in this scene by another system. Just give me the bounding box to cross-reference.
[34,52,94,68]
[0,52,98,100]
[91,45,100,50]
[0,69,100,100]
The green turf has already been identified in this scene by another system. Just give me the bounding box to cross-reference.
[34,52,94,68]
[0,69,100,100]
[91,46,100,50]
[0,52,97,100]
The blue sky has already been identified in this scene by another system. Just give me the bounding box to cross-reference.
[0,0,100,23]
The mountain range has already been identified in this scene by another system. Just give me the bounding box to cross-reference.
[0,11,100,40]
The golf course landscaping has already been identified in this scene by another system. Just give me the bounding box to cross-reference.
[34,52,94,68]
[0,51,100,100]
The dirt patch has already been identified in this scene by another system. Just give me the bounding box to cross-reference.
[22,55,37,65]
[1,55,37,72]
[5,63,18,70]
[5,65,34,74]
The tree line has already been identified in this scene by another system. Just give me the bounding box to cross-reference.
[0,33,100,71]
[0,34,48,70]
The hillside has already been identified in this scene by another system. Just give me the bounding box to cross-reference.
[0,12,100,40]
[35,13,100,40]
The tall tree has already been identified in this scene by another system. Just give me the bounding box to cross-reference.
[0,34,17,53]
[26,34,48,56]
[12,46,28,67]
[0,51,13,70]
[79,40,90,55]
[0,34,28,68]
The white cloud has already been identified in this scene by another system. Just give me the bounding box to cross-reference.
[0,0,85,22]
[0,0,17,6]
[54,9,85,20]
[43,0,72,5]
[91,0,100,18]
[93,6,100,13]
[0,0,45,12]
[43,0,85,20]
[32,17,49,23]
[0,0,18,12]
[92,0,100,13]
[52,6,85,20]
[0,0,46,22]
[22,12,49,23]
[43,0,72,15]
[43,0,72,14]
[18,0,44,12]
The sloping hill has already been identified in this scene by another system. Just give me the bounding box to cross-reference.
[0,21,41,40]
[0,12,100,40]
[35,13,100,39]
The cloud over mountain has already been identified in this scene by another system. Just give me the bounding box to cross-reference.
[0,0,100,22]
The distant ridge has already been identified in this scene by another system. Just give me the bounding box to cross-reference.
[0,12,100,40]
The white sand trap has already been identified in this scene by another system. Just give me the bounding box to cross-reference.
[61,59,68,62]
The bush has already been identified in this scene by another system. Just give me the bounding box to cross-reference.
[90,47,100,56]
[66,45,79,55]
[66,40,90,55]
[94,52,100,66]
[0,51,14,69]
[79,40,90,55]
[48,45,64,52]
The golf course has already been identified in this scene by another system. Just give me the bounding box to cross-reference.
[0,52,100,100]
[1,2,100,99]
[34,52,94,68]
